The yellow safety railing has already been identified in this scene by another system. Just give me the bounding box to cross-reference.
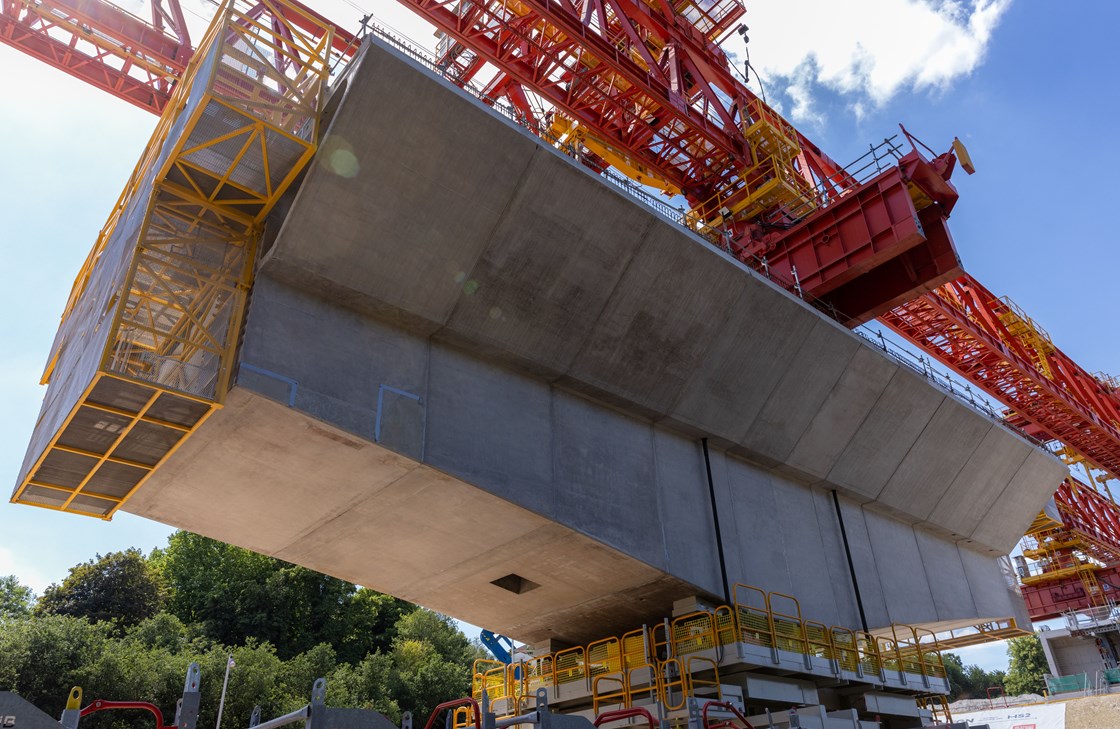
[472,659,507,703]
[621,628,652,670]
[733,584,774,649]
[591,675,629,714]
[769,592,809,655]
[805,620,833,662]
[626,665,660,707]
[468,582,950,715]
[714,606,737,647]
[672,611,718,656]
[650,622,671,662]
[857,633,882,677]
[555,646,587,686]
[877,636,902,673]
[658,659,687,711]
[588,637,624,679]
[831,627,860,673]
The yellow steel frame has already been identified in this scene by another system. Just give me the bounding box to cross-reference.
[926,619,1028,650]
[14,0,336,518]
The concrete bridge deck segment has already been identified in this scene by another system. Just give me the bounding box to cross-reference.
[123,38,1065,643]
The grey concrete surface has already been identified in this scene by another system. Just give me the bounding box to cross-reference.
[124,37,1068,641]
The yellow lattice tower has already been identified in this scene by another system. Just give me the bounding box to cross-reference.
[12,0,338,518]
[998,296,1056,379]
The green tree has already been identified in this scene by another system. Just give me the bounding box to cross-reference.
[0,575,34,618]
[155,532,412,661]
[1005,635,1048,696]
[385,610,489,721]
[36,549,163,630]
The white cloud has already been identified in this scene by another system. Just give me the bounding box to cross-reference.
[724,0,1011,125]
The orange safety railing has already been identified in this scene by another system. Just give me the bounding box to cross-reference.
[658,659,687,711]
[685,656,722,700]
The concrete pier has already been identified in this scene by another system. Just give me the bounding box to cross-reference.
[120,37,1065,644]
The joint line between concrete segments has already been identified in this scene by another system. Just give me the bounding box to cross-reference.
[562,214,659,378]
[773,332,862,461]
[820,358,896,493]
[860,368,940,500]
[440,146,543,332]
[966,448,1036,551]
[914,417,991,525]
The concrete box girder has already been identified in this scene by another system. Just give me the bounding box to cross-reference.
[122,37,1067,642]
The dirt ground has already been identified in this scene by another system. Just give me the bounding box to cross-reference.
[1066,692,1120,729]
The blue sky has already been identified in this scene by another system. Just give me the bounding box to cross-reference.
[1,1,1116,672]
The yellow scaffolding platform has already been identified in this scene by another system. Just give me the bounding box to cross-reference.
[13,0,338,518]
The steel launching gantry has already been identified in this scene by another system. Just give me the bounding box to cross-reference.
[5,0,1120,630]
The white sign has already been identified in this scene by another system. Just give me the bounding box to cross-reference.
[953,703,1066,729]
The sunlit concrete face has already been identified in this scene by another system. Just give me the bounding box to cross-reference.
[124,37,1065,641]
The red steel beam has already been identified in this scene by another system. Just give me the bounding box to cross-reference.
[1021,565,1120,621]
[0,0,191,114]
[398,0,855,209]
[882,274,1120,478]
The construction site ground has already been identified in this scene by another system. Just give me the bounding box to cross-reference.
[952,691,1120,728]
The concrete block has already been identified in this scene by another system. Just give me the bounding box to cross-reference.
[722,456,793,597]
[424,342,556,517]
[835,498,890,629]
[957,545,1018,620]
[653,430,723,597]
[863,508,938,626]
[913,528,977,622]
[265,41,538,329]
[812,488,861,628]
[970,447,1069,553]
[551,391,665,571]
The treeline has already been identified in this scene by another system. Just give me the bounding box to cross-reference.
[0,532,486,729]
[942,635,1048,700]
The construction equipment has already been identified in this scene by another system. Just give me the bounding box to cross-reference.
[481,630,517,665]
[60,663,201,729]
